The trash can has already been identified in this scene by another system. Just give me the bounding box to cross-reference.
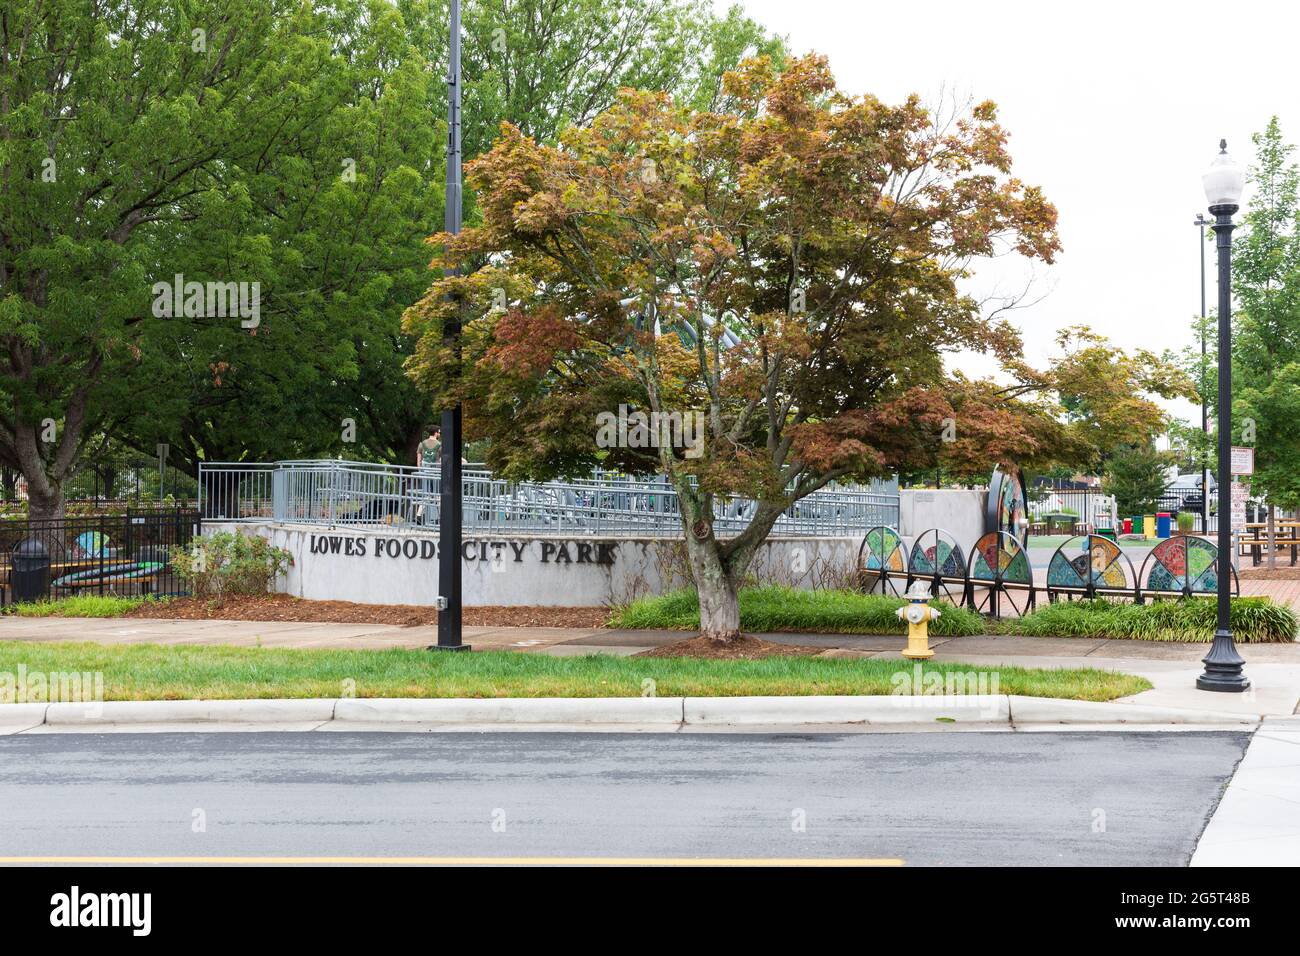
[1156,512,1172,538]
[11,538,50,603]
[1122,518,1132,535]
[1142,514,1156,538]
[1096,527,1117,543]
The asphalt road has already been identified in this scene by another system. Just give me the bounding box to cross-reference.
[0,731,1249,865]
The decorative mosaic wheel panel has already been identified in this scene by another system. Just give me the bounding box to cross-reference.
[859,526,906,572]
[969,531,1032,584]
[1047,535,1133,590]
[908,529,965,578]
[987,466,1029,546]
[1143,535,1224,593]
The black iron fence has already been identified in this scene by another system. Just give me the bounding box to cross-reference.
[1027,487,1115,532]
[1150,492,1207,534]
[0,509,200,606]
[1029,483,1218,535]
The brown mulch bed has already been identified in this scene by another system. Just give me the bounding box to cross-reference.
[124,593,611,628]
[636,633,826,660]
[1238,567,1300,581]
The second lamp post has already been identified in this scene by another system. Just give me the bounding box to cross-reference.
[1197,139,1249,692]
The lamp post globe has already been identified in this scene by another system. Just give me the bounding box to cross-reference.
[1198,139,1249,692]
[1202,140,1245,211]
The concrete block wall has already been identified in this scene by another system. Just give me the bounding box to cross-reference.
[898,489,987,546]
[206,522,860,607]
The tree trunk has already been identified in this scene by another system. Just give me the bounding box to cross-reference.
[100,466,118,502]
[26,482,64,523]
[684,531,742,640]
[1267,503,1276,571]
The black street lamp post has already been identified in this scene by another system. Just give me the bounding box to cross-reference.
[1197,140,1248,692]
[434,0,468,651]
[1195,212,1209,534]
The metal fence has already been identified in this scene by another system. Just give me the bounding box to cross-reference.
[1028,484,1217,535]
[198,460,900,538]
[1027,487,1116,531]
[0,509,200,606]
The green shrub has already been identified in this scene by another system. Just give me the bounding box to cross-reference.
[170,530,292,603]
[610,585,985,636]
[1005,596,1296,643]
[1176,512,1195,533]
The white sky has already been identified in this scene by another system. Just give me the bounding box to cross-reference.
[722,0,1300,426]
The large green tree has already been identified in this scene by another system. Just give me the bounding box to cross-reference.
[405,54,1062,638]
[1102,442,1172,516]
[0,0,443,519]
[116,0,446,476]
[1,1,782,517]
[1232,118,1300,509]
[1175,120,1300,515]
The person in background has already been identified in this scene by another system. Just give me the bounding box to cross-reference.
[414,425,440,523]
[417,424,441,469]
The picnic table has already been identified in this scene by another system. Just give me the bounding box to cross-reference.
[1240,521,1300,566]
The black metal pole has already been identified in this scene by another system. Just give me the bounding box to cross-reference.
[1196,213,1209,534]
[434,0,468,651]
[1198,190,1248,691]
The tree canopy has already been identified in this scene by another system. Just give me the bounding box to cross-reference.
[0,0,780,518]
[1231,118,1300,509]
[404,53,1064,635]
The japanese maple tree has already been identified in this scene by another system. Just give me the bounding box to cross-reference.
[405,54,1062,638]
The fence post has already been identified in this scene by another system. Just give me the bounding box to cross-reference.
[97,515,105,598]
[272,468,287,522]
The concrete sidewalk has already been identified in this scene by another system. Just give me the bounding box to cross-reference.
[1,616,1298,718]
[1191,716,1300,866]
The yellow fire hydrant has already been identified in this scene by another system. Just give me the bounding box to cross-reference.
[896,580,940,660]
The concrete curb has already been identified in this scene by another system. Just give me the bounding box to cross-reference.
[0,702,49,727]
[43,699,338,726]
[1006,695,1257,726]
[0,693,1265,730]
[683,694,1009,725]
[334,697,684,725]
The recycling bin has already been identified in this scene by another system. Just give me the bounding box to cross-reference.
[11,538,50,602]
[1122,518,1132,535]
[1156,512,1172,538]
[1096,527,1117,543]
[1142,514,1156,538]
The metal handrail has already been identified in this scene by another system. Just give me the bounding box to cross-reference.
[198,460,899,538]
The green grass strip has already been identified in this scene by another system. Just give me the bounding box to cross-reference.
[0,641,1149,702]
[1004,596,1297,643]
[3,595,149,618]
[609,586,985,636]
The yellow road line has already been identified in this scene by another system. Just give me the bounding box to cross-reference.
[0,855,903,867]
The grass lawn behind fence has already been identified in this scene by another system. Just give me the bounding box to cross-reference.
[0,641,1150,702]
[2,596,149,618]
[609,586,986,636]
